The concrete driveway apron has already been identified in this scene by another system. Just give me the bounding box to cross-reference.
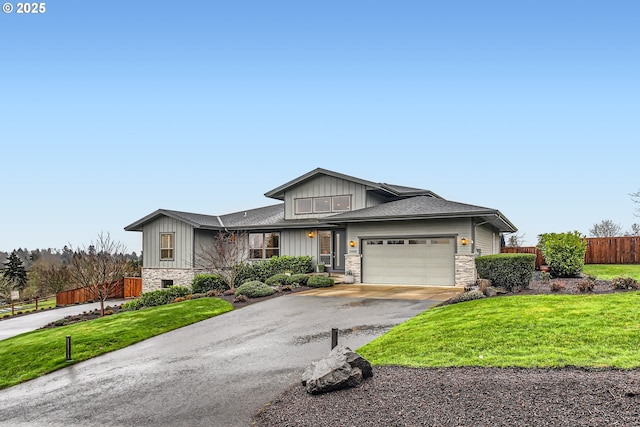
[0,293,440,427]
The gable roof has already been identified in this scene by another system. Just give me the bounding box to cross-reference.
[322,196,517,232]
[264,167,441,200]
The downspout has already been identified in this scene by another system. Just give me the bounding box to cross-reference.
[473,218,493,256]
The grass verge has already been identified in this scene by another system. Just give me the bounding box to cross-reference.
[358,292,640,369]
[0,298,233,390]
[583,264,640,281]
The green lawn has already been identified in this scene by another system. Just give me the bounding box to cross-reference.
[583,264,640,281]
[0,298,233,390]
[1,297,57,317]
[358,292,640,369]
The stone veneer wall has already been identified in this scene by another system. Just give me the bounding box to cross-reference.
[142,268,197,292]
[455,254,477,287]
[345,254,362,284]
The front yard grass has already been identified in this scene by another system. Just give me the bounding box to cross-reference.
[583,264,640,281]
[358,292,640,369]
[0,298,233,390]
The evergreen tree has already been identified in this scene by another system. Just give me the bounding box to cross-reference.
[2,250,28,291]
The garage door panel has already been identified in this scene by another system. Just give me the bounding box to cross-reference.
[362,237,454,286]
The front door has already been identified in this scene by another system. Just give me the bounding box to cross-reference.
[332,229,346,272]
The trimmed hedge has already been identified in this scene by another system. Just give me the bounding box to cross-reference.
[234,256,314,286]
[235,281,275,298]
[307,275,334,288]
[475,254,535,291]
[287,274,309,286]
[121,286,191,311]
[192,273,228,293]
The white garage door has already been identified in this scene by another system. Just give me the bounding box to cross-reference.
[362,237,455,286]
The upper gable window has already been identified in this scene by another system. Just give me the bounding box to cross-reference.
[295,195,352,214]
[314,197,331,213]
[332,195,351,212]
[295,198,312,214]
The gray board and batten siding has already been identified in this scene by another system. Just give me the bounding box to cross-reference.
[142,216,194,269]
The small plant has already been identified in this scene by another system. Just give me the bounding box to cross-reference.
[121,299,145,311]
[173,297,186,303]
[307,275,334,288]
[265,274,290,287]
[192,273,228,293]
[280,284,293,292]
[611,276,639,290]
[104,310,114,316]
[234,294,249,303]
[206,289,222,297]
[540,271,551,283]
[550,281,565,292]
[587,274,597,281]
[448,290,486,304]
[235,281,275,298]
[287,274,309,286]
[576,279,595,293]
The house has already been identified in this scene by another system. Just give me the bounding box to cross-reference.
[125,168,517,291]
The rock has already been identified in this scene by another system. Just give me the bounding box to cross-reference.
[302,345,373,394]
[477,279,491,294]
[484,287,498,297]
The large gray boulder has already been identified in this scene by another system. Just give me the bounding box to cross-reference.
[301,345,373,394]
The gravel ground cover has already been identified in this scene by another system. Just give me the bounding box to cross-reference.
[254,274,640,426]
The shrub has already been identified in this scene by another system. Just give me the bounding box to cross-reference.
[475,254,536,291]
[449,290,486,304]
[550,281,565,292]
[233,256,314,286]
[173,297,186,303]
[124,286,191,310]
[192,273,228,293]
[307,275,334,288]
[540,271,551,283]
[287,274,309,286]
[265,274,290,287]
[121,299,145,311]
[235,281,275,298]
[537,231,587,278]
[104,310,114,316]
[576,279,595,293]
[206,289,222,297]
[234,294,249,303]
[611,276,638,290]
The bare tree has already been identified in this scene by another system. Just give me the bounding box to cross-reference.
[589,219,622,237]
[67,232,131,316]
[624,223,640,236]
[195,231,249,288]
[632,190,640,217]
[505,232,526,247]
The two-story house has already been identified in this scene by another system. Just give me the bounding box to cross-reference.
[125,168,517,291]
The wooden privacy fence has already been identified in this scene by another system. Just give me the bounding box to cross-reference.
[585,237,640,264]
[500,236,640,267]
[500,246,546,269]
[56,277,142,306]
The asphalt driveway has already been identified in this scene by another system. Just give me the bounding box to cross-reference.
[0,294,437,427]
[0,299,127,341]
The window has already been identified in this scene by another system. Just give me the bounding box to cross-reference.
[249,232,280,259]
[161,279,174,288]
[409,239,427,245]
[295,198,312,214]
[295,195,352,214]
[366,240,384,245]
[160,233,174,260]
[332,195,351,212]
[314,197,332,213]
[387,240,405,245]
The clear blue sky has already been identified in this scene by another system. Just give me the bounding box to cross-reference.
[1,0,638,253]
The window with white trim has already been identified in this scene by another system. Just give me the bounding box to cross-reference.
[294,195,352,214]
[160,233,174,260]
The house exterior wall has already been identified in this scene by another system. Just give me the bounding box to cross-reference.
[142,216,195,269]
[281,229,319,261]
[142,268,197,292]
[475,224,499,257]
[283,175,369,220]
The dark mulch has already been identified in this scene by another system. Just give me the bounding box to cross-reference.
[254,366,640,427]
[253,274,640,427]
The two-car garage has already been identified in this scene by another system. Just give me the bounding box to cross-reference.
[361,237,456,286]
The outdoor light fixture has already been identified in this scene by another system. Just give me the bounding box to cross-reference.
[308,231,315,238]
[460,238,472,246]
[349,240,356,247]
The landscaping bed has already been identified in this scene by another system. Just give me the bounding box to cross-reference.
[253,274,640,426]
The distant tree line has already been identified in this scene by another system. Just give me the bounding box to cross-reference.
[0,244,141,302]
